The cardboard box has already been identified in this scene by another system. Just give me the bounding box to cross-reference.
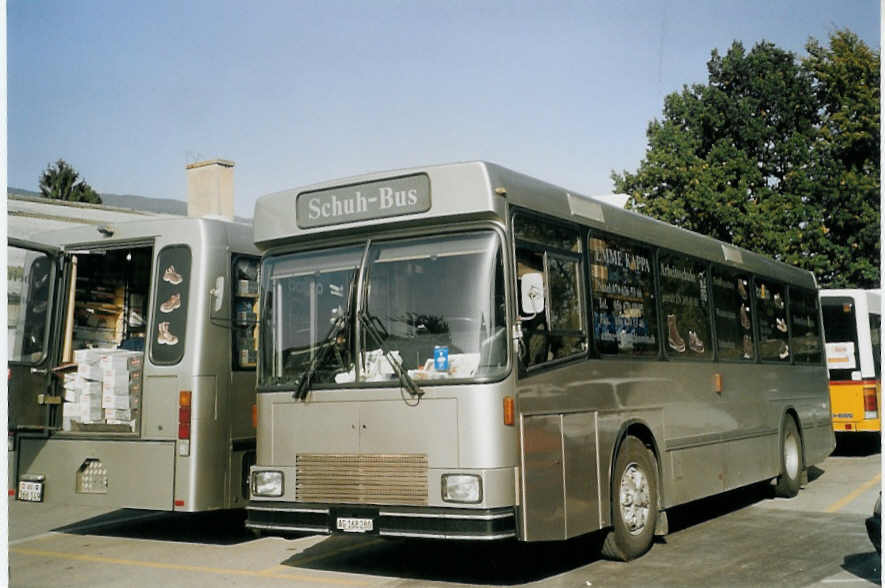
[104,409,133,421]
[100,354,130,373]
[102,394,131,409]
[80,403,103,420]
[80,381,101,395]
[102,377,130,393]
[77,363,103,381]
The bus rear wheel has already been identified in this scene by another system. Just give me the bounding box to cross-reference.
[601,436,658,561]
[775,417,803,498]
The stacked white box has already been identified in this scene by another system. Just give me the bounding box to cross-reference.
[69,347,142,427]
[100,350,142,423]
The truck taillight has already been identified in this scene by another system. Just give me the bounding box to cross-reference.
[863,385,878,419]
[251,403,257,429]
[178,390,191,456]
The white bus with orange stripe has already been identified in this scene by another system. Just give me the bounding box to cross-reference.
[821,289,881,436]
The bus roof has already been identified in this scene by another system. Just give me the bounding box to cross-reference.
[821,289,881,310]
[254,161,817,288]
[29,215,257,254]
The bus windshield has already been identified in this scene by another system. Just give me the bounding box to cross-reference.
[822,298,860,380]
[260,230,508,389]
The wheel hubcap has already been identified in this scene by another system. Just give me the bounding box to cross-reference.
[619,463,650,535]
[784,431,799,478]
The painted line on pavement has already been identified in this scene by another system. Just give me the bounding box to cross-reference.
[12,547,367,585]
[825,473,881,513]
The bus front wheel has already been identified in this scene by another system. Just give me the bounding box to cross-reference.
[601,436,658,561]
[775,417,803,498]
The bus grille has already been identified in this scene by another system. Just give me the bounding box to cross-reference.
[295,453,429,506]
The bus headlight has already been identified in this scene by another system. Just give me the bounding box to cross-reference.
[252,471,283,497]
[441,474,482,503]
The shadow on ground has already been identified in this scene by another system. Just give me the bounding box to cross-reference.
[842,552,882,585]
[280,483,776,585]
[55,508,254,545]
[832,433,882,457]
[281,532,606,586]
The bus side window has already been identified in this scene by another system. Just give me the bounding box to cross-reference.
[756,281,790,362]
[587,232,657,359]
[789,288,822,365]
[659,252,712,360]
[514,214,585,368]
[711,267,755,361]
[869,312,881,377]
[150,245,191,365]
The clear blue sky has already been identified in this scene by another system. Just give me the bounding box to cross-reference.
[8,0,880,218]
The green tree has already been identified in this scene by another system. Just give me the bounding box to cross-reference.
[612,30,879,288]
[39,159,102,204]
[803,30,880,287]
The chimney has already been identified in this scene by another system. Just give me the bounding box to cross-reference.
[186,159,235,220]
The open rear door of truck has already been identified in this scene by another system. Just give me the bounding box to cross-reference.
[8,238,65,434]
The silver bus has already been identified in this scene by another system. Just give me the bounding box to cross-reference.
[246,162,834,560]
[9,217,259,511]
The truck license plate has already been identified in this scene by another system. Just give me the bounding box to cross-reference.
[336,517,373,533]
[17,481,44,502]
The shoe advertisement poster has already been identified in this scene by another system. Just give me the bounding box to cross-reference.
[588,235,658,358]
[659,253,713,360]
[711,270,755,361]
[756,281,791,361]
[151,245,190,365]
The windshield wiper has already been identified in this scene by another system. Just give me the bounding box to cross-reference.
[359,309,424,398]
[294,276,357,400]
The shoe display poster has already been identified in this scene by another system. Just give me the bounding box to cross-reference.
[711,269,755,361]
[151,245,190,365]
[588,235,658,358]
[755,281,790,361]
[789,290,822,364]
[659,253,712,360]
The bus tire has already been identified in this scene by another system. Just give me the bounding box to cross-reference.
[601,436,658,561]
[775,416,803,498]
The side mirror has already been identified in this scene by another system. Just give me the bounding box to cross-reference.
[520,272,545,315]
[210,275,225,312]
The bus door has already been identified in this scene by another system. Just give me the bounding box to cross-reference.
[8,238,65,435]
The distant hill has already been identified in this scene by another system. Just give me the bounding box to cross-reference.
[8,187,249,222]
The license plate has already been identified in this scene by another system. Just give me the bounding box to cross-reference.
[17,481,44,502]
[336,517,373,533]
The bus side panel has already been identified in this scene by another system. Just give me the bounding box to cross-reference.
[520,414,566,541]
[519,411,602,541]
[18,437,175,509]
[562,411,600,538]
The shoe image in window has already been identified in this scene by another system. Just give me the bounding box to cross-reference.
[742,334,753,359]
[163,265,183,285]
[779,341,790,360]
[667,314,686,353]
[737,279,748,300]
[160,293,181,313]
[776,317,788,333]
[157,321,180,346]
[688,330,705,353]
[740,305,751,330]
[774,292,784,310]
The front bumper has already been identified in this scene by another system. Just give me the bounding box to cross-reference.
[246,501,517,540]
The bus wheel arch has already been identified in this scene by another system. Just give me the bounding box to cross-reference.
[602,423,662,561]
[775,411,805,498]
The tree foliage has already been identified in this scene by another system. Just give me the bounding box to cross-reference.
[612,30,879,288]
[39,159,102,204]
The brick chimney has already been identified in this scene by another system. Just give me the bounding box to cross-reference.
[186,159,235,220]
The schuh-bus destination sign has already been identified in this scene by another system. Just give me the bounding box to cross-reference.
[296,173,431,228]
